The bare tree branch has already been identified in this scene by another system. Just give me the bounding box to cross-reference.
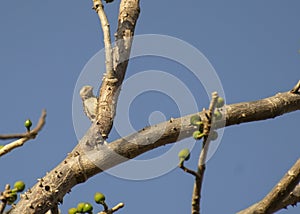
[96,0,140,139]
[238,158,300,214]
[191,92,219,214]
[0,133,34,140]
[99,202,124,214]
[92,0,114,79]
[10,86,300,214]
[275,184,300,211]
[0,184,10,214]
[179,161,201,179]
[0,110,46,157]
[290,80,300,94]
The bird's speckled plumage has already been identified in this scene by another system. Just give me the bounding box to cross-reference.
[80,85,98,122]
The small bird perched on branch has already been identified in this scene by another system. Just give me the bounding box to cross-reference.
[80,85,98,122]
[80,85,107,146]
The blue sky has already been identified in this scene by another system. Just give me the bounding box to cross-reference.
[0,1,300,213]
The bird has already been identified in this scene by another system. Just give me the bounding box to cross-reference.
[80,85,109,145]
[80,85,98,122]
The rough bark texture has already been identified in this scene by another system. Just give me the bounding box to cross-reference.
[238,158,300,214]
[96,0,140,139]
[10,90,300,213]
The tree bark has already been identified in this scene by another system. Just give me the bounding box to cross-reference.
[238,158,300,214]
[10,90,300,213]
[96,0,140,139]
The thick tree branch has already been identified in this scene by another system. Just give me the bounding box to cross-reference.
[96,0,140,139]
[275,184,300,211]
[10,87,300,214]
[0,110,46,157]
[238,158,300,214]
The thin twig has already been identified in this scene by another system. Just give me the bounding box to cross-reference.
[0,110,46,157]
[179,162,201,179]
[0,185,11,214]
[238,158,300,214]
[0,133,35,140]
[99,202,124,214]
[92,0,114,79]
[111,203,124,212]
[290,80,300,94]
[191,92,219,214]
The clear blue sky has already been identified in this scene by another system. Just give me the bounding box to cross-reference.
[0,1,300,213]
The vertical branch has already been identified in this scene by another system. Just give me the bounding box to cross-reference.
[0,184,10,214]
[92,0,114,78]
[95,0,140,139]
[191,92,219,214]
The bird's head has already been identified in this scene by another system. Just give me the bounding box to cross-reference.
[80,85,95,100]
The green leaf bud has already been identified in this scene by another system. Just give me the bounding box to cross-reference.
[68,207,78,214]
[190,115,202,126]
[210,131,218,141]
[216,97,225,108]
[178,148,190,162]
[24,119,32,131]
[77,202,85,212]
[7,192,17,205]
[82,203,93,212]
[14,180,25,192]
[193,130,204,140]
[94,192,106,204]
[213,109,222,120]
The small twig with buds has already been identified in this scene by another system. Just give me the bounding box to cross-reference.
[0,109,46,157]
[99,202,124,214]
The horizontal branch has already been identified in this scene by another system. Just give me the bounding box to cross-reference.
[0,110,46,157]
[0,133,34,140]
[11,88,300,213]
[108,90,300,160]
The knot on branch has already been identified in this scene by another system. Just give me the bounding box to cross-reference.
[92,0,103,11]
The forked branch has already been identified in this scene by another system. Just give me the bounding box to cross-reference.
[9,82,300,214]
[92,0,140,139]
